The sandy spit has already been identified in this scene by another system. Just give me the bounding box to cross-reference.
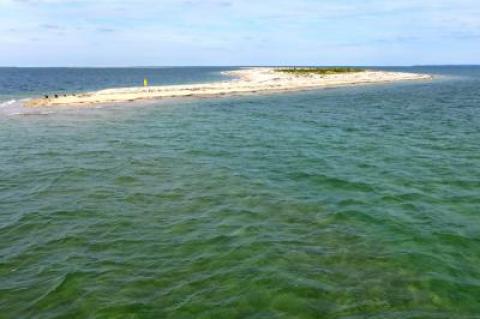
[26,68,432,107]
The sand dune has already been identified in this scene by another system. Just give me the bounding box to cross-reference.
[26,68,432,107]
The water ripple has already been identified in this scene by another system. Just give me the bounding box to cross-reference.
[1,67,480,317]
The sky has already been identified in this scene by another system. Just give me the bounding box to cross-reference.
[0,0,479,66]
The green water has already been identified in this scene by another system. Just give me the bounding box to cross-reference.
[1,67,480,318]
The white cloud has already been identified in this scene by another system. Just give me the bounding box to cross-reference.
[0,0,479,66]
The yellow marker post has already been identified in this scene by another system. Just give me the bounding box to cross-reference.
[144,78,148,87]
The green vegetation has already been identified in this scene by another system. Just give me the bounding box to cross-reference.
[276,67,364,75]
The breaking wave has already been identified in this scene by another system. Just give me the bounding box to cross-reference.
[0,99,17,108]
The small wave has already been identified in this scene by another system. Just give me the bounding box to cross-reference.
[0,99,26,116]
[0,99,17,108]
[0,98,55,116]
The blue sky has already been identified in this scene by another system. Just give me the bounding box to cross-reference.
[1,0,479,66]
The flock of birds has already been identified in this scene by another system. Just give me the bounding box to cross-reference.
[44,93,76,99]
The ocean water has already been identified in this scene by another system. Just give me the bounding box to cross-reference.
[1,66,480,318]
[0,67,234,104]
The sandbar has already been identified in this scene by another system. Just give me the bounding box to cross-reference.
[26,68,432,107]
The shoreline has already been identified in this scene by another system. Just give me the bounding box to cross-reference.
[25,68,433,107]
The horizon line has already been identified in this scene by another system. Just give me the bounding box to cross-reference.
[1,64,480,68]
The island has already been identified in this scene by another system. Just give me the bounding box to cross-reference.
[26,67,432,107]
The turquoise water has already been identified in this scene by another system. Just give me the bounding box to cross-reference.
[1,67,480,318]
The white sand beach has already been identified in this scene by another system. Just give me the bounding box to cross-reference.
[26,68,432,107]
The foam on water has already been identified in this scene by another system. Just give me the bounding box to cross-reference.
[0,99,43,116]
[0,99,17,107]
[0,99,25,115]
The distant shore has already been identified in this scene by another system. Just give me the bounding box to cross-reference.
[26,68,432,107]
